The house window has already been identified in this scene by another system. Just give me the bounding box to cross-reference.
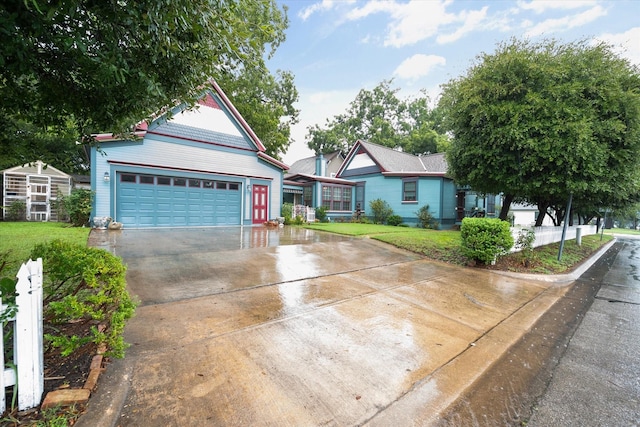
[322,185,352,211]
[486,194,496,215]
[303,186,313,206]
[121,174,136,183]
[140,175,154,184]
[216,182,227,190]
[203,180,213,188]
[157,176,171,186]
[188,179,201,188]
[228,183,239,191]
[174,178,186,187]
[402,179,417,202]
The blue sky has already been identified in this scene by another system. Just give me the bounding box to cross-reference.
[266,0,640,164]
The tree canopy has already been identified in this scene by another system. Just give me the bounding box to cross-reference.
[439,39,640,223]
[306,80,448,155]
[1,0,295,168]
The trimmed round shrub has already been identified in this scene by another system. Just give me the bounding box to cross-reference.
[460,218,514,264]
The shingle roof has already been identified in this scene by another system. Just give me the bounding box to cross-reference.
[286,151,343,176]
[149,121,253,150]
[356,140,447,174]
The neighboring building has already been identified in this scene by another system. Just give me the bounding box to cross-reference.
[1,160,72,221]
[335,140,457,226]
[283,151,347,206]
[509,201,555,226]
[91,81,288,228]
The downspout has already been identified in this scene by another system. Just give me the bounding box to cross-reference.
[439,178,444,222]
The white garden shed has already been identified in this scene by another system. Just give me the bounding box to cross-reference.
[1,161,72,221]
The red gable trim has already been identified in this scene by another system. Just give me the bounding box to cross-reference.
[209,80,267,152]
[258,152,289,171]
[198,93,221,109]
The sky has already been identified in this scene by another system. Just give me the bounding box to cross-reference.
[265,0,640,165]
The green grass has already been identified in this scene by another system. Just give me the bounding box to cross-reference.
[304,222,418,236]
[304,222,614,273]
[0,222,90,276]
[604,228,640,236]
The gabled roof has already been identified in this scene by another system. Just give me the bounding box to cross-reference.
[337,140,447,177]
[93,81,288,171]
[287,151,343,176]
[1,160,71,177]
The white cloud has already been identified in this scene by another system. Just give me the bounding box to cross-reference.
[344,0,490,47]
[393,54,446,81]
[437,7,489,44]
[299,0,356,21]
[523,5,607,37]
[518,0,598,14]
[596,27,640,66]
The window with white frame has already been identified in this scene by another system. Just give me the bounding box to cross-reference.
[321,185,352,211]
[402,179,417,202]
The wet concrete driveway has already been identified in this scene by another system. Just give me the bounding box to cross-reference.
[84,226,568,426]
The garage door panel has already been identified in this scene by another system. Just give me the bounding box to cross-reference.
[116,173,244,227]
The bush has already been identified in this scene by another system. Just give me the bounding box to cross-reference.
[387,214,403,226]
[460,218,514,264]
[416,205,439,229]
[515,228,536,266]
[315,206,328,222]
[30,240,138,358]
[4,200,26,221]
[55,189,94,226]
[369,199,393,224]
[282,203,293,225]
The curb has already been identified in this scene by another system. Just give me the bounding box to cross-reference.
[492,238,616,284]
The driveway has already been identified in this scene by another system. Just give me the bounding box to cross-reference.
[82,226,572,426]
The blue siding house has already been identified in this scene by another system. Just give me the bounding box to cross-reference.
[336,140,458,227]
[91,81,288,228]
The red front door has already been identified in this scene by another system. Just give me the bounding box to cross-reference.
[252,185,268,224]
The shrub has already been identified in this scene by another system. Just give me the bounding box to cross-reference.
[416,205,439,229]
[515,228,536,266]
[55,189,94,226]
[369,199,393,224]
[387,214,403,226]
[282,203,293,225]
[315,206,328,222]
[4,200,26,221]
[30,240,138,358]
[460,218,514,264]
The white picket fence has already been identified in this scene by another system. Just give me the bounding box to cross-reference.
[0,258,44,413]
[292,205,315,223]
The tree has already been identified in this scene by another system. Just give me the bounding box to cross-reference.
[216,68,299,159]
[440,39,640,223]
[0,115,88,174]
[0,0,288,138]
[306,80,448,155]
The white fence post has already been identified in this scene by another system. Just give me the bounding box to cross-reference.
[1,258,45,413]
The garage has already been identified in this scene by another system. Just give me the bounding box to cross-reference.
[116,172,241,227]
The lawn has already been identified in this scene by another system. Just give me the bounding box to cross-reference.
[304,222,614,274]
[0,222,90,276]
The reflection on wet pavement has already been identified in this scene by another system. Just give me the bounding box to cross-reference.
[89,226,559,426]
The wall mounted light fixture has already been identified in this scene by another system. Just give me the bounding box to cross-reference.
[103,172,110,182]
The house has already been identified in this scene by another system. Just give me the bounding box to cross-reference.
[1,161,72,221]
[335,140,457,226]
[91,81,288,228]
[283,151,346,206]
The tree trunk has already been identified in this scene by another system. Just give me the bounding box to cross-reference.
[535,201,549,227]
[499,194,514,221]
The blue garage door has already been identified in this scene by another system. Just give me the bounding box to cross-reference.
[116,173,241,227]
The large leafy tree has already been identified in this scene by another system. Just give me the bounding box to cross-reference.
[440,39,640,223]
[216,68,299,159]
[0,0,289,143]
[306,80,447,155]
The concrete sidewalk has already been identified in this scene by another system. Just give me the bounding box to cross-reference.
[76,227,616,426]
[528,237,640,426]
